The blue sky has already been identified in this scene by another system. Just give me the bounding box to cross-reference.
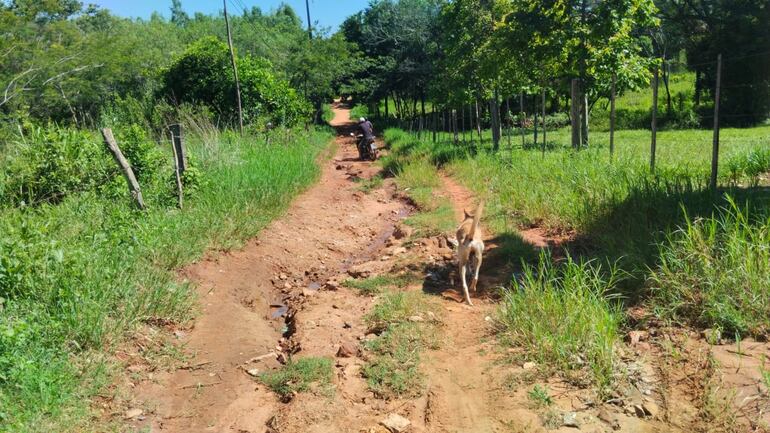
[89,0,369,30]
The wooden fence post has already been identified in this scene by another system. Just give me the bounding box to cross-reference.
[710,53,723,190]
[519,92,526,148]
[452,109,459,144]
[101,128,145,210]
[169,125,185,209]
[570,79,580,149]
[651,66,659,173]
[541,88,547,157]
[610,73,616,159]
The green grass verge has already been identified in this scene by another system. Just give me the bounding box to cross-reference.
[0,128,331,431]
[498,254,623,392]
[259,357,334,400]
[362,291,439,398]
[649,198,770,338]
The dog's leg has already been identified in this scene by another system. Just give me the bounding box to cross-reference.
[470,250,483,293]
[459,256,473,306]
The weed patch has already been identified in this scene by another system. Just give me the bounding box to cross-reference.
[362,291,439,398]
[497,254,622,391]
[260,357,334,400]
[649,198,770,338]
[342,274,415,295]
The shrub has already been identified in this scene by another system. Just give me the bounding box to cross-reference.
[0,127,112,206]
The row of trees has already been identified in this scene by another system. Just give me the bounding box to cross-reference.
[0,0,357,131]
[340,0,770,147]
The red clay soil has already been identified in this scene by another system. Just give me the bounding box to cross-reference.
[121,104,768,433]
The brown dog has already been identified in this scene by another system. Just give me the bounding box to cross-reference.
[455,201,484,305]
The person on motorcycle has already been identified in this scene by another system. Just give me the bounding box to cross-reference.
[357,117,376,160]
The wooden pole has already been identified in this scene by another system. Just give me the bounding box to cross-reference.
[519,92,525,148]
[169,124,186,172]
[223,0,244,135]
[169,127,184,209]
[651,66,659,173]
[101,128,145,210]
[570,79,580,149]
[452,109,458,144]
[610,73,616,159]
[533,94,539,146]
[505,98,513,149]
[710,54,722,190]
[541,88,547,157]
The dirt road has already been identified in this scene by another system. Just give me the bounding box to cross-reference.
[126,104,718,433]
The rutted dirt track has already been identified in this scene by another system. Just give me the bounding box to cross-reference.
[127,104,770,433]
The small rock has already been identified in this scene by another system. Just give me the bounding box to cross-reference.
[642,402,660,418]
[301,288,315,297]
[522,362,537,370]
[279,273,288,280]
[337,342,358,358]
[484,316,492,322]
[626,330,649,345]
[562,412,579,428]
[426,311,436,321]
[127,365,144,373]
[173,330,187,339]
[381,255,391,261]
[633,404,646,418]
[284,282,293,290]
[343,321,353,329]
[702,328,722,344]
[408,315,424,323]
[392,247,407,255]
[380,413,411,433]
[246,368,260,377]
[393,225,413,240]
[598,408,621,430]
[326,280,339,289]
[124,408,144,419]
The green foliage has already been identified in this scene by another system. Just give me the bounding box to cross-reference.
[649,199,770,338]
[0,127,331,431]
[260,357,334,399]
[0,128,113,206]
[160,36,310,126]
[498,254,622,391]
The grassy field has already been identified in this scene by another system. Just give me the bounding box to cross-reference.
[0,127,331,431]
[382,123,770,381]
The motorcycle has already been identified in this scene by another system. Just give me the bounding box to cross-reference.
[350,133,377,161]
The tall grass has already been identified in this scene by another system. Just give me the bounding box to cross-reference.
[0,127,330,431]
[649,199,770,337]
[498,254,622,391]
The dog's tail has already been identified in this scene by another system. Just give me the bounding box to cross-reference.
[470,200,484,236]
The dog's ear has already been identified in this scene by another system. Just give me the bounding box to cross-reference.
[464,209,472,220]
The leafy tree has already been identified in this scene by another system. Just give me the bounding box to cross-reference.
[170,0,189,27]
[160,36,310,126]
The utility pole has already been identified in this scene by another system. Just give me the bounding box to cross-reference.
[305,0,312,39]
[223,0,243,134]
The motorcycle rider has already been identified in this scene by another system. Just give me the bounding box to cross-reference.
[357,117,376,160]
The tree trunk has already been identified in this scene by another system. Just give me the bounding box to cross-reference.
[580,91,589,148]
[491,89,501,151]
[533,94,539,145]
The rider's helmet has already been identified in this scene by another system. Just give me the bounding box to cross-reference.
[359,117,366,123]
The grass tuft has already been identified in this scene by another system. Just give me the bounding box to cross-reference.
[260,357,334,400]
[342,274,415,295]
[497,254,622,391]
